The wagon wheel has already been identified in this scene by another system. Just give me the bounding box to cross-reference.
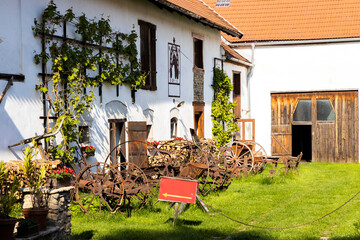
[209,147,237,191]
[242,140,268,174]
[197,140,236,196]
[74,162,124,214]
[198,165,226,196]
[194,147,216,195]
[223,141,254,177]
[114,162,151,211]
[179,141,211,192]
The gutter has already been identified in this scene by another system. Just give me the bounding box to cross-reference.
[226,56,253,68]
[229,37,360,47]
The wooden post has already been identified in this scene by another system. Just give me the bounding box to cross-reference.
[196,195,211,215]
[0,76,13,104]
[173,202,179,225]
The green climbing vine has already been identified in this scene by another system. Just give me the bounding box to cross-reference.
[211,68,239,147]
[33,1,145,163]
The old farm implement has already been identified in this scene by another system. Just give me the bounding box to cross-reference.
[221,141,268,177]
[74,140,210,213]
[73,139,269,213]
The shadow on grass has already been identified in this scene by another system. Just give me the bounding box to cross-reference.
[71,230,96,240]
[330,236,360,240]
[228,230,276,240]
[165,218,202,226]
[79,227,276,240]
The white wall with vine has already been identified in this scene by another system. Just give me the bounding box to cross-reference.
[0,0,223,161]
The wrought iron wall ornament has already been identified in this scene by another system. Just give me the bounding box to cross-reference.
[168,38,181,97]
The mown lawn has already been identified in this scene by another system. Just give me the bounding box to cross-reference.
[71,163,360,240]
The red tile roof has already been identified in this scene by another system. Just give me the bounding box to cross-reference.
[221,42,251,64]
[204,0,360,43]
[148,0,243,38]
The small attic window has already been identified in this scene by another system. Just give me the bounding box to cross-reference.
[216,0,231,6]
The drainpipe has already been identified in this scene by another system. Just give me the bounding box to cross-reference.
[247,43,255,78]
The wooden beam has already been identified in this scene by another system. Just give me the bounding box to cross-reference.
[0,77,13,104]
[0,73,25,82]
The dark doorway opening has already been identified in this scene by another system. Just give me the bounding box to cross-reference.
[109,120,126,166]
[292,125,312,161]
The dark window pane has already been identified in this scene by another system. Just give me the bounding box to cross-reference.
[233,73,241,95]
[317,99,335,121]
[171,117,178,138]
[79,126,90,143]
[293,100,312,121]
[194,38,203,69]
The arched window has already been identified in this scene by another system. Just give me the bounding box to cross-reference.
[170,117,178,138]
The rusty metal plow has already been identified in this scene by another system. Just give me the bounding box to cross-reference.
[74,162,125,214]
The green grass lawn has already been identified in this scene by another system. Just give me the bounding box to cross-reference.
[71,163,360,240]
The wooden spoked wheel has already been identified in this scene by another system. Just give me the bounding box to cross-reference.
[223,141,254,177]
[197,148,227,196]
[104,141,154,210]
[242,140,268,174]
[75,162,124,214]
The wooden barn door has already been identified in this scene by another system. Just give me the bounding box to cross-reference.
[271,94,298,157]
[271,91,358,162]
[127,121,148,168]
[313,94,336,162]
[333,91,358,162]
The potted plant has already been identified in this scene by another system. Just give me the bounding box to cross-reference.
[147,140,160,148]
[81,145,96,156]
[47,166,75,189]
[19,146,49,231]
[16,217,39,237]
[0,160,20,240]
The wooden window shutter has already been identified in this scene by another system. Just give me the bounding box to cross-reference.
[127,121,148,168]
[150,25,157,90]
[139,21,150,87]
[138,20,156,91]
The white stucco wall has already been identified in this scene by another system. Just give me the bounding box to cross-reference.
[223,62,250,118]
[236,41,360,160]
[0,0,222,161]
[222,60,251,139]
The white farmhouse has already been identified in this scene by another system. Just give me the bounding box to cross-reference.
[206,0,360,163]
[0,0,246,162]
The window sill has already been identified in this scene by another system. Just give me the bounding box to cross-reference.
[193,67,204,74]
[141,85,157,91]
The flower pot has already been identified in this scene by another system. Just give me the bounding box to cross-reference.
[83,151,95,157]
[47,176,72,189]
[22,209,48,231]
[0,217,19,240]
